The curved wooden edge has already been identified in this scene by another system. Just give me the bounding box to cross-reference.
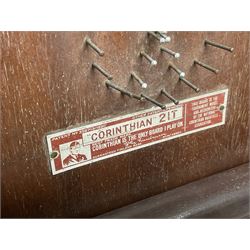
[97,163,250,219]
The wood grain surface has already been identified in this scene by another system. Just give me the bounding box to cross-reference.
[1,32,249,218]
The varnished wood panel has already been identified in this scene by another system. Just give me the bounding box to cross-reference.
[1,32,249,218]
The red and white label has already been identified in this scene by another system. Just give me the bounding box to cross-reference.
[46,89,228,175]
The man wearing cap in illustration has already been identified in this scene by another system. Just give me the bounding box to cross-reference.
[63,141,87,167]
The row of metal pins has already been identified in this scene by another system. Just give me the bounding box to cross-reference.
[104,76,199,106]
[89,32,162,108]
[106,80,167,109]
[106,79,199,106]
[94,63,199,101]
[86,37,232,62]
[145,31,178,106]
[88,37,233,108]
[92,64,205,103]
[150,31,180,105]
[87,37,143,105]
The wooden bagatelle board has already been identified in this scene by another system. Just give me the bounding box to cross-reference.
[1,32,249,218]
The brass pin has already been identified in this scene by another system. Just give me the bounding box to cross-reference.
[92,63,113,80]
[131,72,147,89]
[161,89,179,105]
[205,39,234,52]
[141,94,166,109]
[105,80,142,100]
[160,47,180,58]
[180,78,200,92]
[85,38,104,56]
[148,32,166,43]
[140,51,157,65]
[194,59,219,74]
[169,63,185,78]
[155,32,171,42]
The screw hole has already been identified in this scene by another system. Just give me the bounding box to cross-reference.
[219,105,225,111]
[50,151,59,159]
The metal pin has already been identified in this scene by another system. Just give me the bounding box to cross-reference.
[85,38,104,56]
[180,78,200,92]
[169,63,185,78]
[160,47,180,58]
[92,63,113,80]
[148,32,166,43]
[131,93,143,101]
[205,39,234,52]
[105,80,142,100]
[141,94,166,109]
[140,51,157,65]
[131,72,147,89]
[194,59,219,74]
[161,89,179,105]
[106,80,132,97]
[155,32,171,42]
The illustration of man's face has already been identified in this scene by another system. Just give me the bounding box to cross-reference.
[70,143,80,155]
